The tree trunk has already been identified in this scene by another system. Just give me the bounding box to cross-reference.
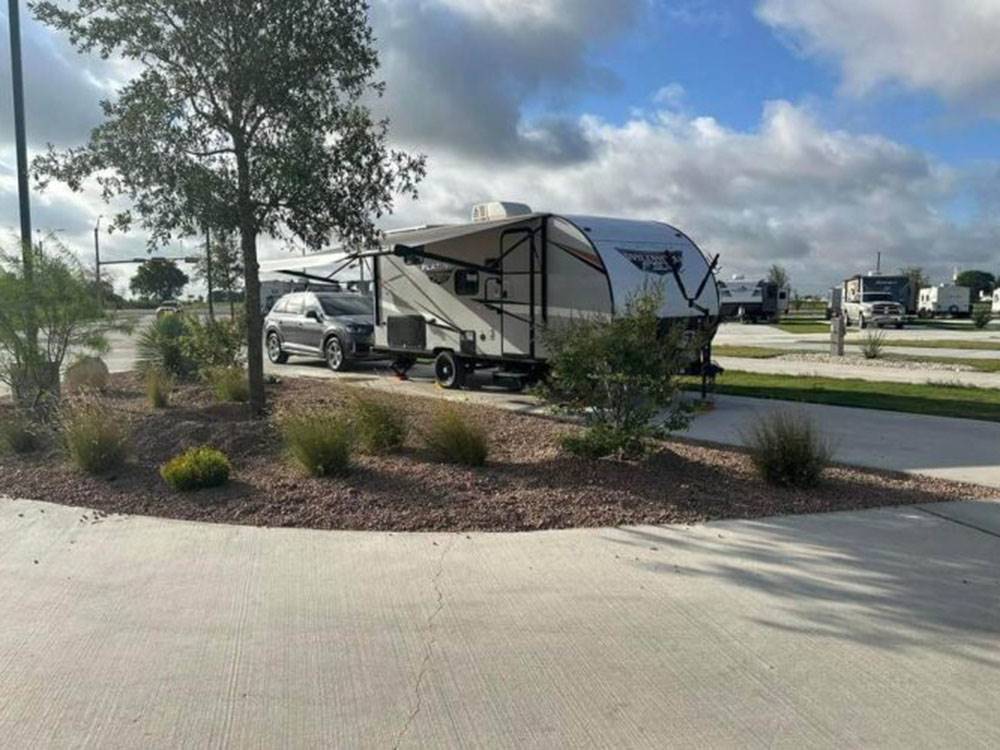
[236,147,265,416]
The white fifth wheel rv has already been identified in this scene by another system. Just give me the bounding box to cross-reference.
[269,202,721,389]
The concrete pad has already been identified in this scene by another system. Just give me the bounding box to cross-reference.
[917,500,1000,537]
[1,498,999,748]
[685,394,1000,489]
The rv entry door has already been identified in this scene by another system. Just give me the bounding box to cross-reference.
[488,227,540,359]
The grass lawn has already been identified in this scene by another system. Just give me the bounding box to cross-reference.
[771,319,830,334]
[686,370,1000,422]
[712,345,787,359]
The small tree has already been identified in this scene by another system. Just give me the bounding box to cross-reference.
[537,288,698,458]
[767,264,789,290]
[899,266,928,295]
[0,243,124,410]
[193,232,244,318]
[955,270,995,301]
[129,259,189,301]
[32,0,425,415]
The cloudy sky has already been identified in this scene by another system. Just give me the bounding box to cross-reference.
[2,0,1000,294]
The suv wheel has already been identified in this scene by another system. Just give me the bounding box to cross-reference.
[325,335,348,372]
[266,332,288,364]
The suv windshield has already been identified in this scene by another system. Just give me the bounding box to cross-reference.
[862,293,893,302]
[317,294,372,317]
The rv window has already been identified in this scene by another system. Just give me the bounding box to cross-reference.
[454,269,480,296]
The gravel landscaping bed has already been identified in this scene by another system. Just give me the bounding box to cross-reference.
[777,352,974,371]
[0,374,992,532]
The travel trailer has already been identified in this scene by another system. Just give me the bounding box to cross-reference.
[716,276,788,323]
[269,202,721,389]
[917,284,971,318]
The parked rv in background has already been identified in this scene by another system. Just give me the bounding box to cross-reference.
[841,272,909,328]
[918,284,971,318]
[717,276,788,323]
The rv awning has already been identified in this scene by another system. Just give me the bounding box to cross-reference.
[383,214,542,248]
[259,214,542,275]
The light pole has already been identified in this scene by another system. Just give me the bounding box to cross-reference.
[94,215,103,307]
[8,0,36,355]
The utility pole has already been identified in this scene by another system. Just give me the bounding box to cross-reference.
[8,0,36,353]
[205,224,215,320]
[94,215,103,307]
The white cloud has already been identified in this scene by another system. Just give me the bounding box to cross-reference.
[386,100,998,291]
[757,0,1000,114]
[653,83,686,109]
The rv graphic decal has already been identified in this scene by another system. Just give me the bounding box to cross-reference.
[421,260,454,285]
[616,248,683,275]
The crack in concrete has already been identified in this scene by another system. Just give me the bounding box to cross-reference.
[392,536,456,750]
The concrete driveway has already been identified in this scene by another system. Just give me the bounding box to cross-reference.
[683,394,1000,489]
[1,498,998,748]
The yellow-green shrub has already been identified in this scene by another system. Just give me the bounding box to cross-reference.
[161,446,231,491]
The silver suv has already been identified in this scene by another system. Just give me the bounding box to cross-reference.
[264,291,374,371]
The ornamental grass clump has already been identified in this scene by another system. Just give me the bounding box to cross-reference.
[61,398,129,475]
[278,408,354,477]
[145,369,174,408]
[161,446,232,491]
[352,395,408,454]
[207,366,250,403]
[742,409,833,488]
[860,329,886,360]
[422,405,488,467]
[0,410,41,454]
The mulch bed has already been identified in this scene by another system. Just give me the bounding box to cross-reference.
[0,373,994,532]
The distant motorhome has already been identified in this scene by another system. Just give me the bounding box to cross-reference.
[841,272,909,328]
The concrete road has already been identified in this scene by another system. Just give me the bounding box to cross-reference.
[684,394,1000,488]
[1,497,999,748]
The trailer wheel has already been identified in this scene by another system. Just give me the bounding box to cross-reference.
[434,350,465,389]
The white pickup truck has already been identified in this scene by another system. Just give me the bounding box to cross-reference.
[842,291,905,329]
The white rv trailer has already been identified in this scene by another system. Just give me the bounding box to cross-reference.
[271,202,721,389]
[917,284,971,318]
[716,276,788,323]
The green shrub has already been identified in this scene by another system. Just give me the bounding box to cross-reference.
[136,314,195,379]
[64,356,110,393]
[973,305,992,329]
[61,399,129,475]
[145,369,174,408]
[353,396,408,454]
[160,446,232,491]
[860,329,885,360]
[0,410,41,454]
[537,286,700,458]
[207,366,250,403]
[180,314,246,372]
[742,410,833,488]
[278,408,354,477]
[422,406,488,466]
[561,424,642,459]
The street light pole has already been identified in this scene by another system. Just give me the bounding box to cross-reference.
[94,215,103,307]
[8,0,36,352]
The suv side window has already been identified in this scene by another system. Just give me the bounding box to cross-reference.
[285,294,304,315]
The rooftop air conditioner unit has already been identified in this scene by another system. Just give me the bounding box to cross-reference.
[471,201,533,223]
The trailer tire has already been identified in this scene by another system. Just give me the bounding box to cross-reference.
[434,350,465,389]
